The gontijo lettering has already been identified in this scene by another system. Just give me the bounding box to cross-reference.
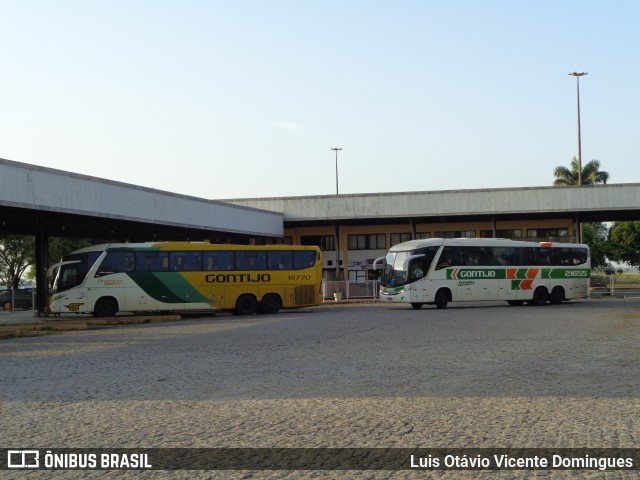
[205,273,271,283]
[448,269,506,280]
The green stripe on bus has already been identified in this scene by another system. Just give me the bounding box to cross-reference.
[445,268,591,281]
[127,272,209,304]
[514,269,528,279]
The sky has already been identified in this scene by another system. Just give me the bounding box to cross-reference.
[1,1,639,200]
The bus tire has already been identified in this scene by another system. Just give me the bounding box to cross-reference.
[235,294,258,315]
[94,297,118,317]
[435,289,449,309]
[507,300,525,306]
[531,287,549,306]
[259,294,282,314]
[550,286,565,305]
[411,303,423,309]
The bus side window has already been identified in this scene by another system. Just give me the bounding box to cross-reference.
[195,253,203,270]
[204,253,213,270]
[237,251,267,270]
[436,246,462,269]
[553,248,572,266]
[96,251,134,276]
[293,251,316,269]
[553,248,587,266]
[515,248,535,266]
[169,251,203,271]
[186,252,202,271]
[170,252,186,271]
[463,247,488,266]
[268,251,292,270]
[572,248,588,265]
[491,247,512,266]
[204,251,235,270]
[135,251,168,272]
[534,248,552,265]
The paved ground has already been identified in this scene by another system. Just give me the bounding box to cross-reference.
[1,298,639,479]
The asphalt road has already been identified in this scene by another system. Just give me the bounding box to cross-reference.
[2,298,639,479]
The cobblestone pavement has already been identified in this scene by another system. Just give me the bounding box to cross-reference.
[1,298,639,479]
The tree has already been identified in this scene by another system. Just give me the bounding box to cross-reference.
[553,157,609,186]
[583,223,614,274]
[0,236,35,289]
[609,221,640,268]
[48,237,94,264]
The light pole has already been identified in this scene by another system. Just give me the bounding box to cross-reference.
[330,147,343,281]
[568,71,587,186]
[568,71,587,243]
[331,147,342,195]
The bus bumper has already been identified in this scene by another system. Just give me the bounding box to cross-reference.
[380,286,409,303]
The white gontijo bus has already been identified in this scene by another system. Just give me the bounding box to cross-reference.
[376,238,590,309]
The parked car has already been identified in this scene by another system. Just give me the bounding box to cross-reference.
[0,288,36,311]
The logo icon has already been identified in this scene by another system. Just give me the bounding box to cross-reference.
[8,450,40,468]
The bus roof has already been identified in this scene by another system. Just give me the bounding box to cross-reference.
[388,237,588,252]
[63,242,320,256]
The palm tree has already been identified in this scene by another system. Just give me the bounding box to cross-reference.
[553,157,609,186]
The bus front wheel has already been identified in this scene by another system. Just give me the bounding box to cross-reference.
[94,298,118,317]
[259,294,282,314]
[235,294,258,315]
[411,303,423,310]
[435,290,449,309]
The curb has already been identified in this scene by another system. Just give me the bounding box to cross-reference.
[0,314,183,340]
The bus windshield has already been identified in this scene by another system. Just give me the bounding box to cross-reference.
[52,251,102,293]
[381,246,440,287]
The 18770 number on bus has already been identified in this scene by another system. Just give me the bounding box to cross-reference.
[288,275,312,281]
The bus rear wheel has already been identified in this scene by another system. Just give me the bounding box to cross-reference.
[531,287,549,306]
[235,294,258,315]
[411,303,423,309]
[550,287,565,305]
[259,294,282,314]
[94,298,118,317]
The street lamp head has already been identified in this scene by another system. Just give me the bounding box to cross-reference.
[568,71,588,77]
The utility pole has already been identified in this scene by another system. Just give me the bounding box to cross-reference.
[568,71,588,243]
[331,147,342,195]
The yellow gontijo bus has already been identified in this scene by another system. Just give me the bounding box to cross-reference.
[377,238,590,309]
[48,242,322,316]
